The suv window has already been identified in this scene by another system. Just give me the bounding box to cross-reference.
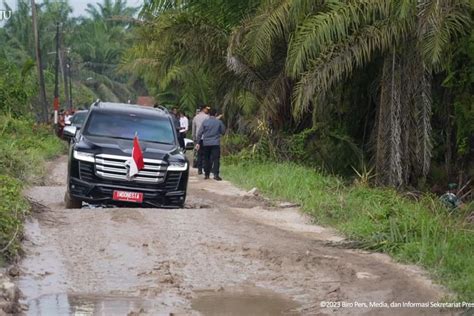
[71,111,88,125]
[83,111,175,144]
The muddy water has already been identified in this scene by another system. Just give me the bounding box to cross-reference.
[27,294,155,315]
[191,287,299,316]
[26,287,298,316]
[18,156,450,315]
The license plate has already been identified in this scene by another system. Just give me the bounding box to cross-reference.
[112,190,143,203]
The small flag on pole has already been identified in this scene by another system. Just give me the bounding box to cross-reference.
[125,133,145,179]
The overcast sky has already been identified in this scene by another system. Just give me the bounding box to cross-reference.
[2,0,143,17]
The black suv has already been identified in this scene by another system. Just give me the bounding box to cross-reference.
[64,101,189,208]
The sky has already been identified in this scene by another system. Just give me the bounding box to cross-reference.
[2,0,144,17]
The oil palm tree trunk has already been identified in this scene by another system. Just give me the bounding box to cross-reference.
[376,49,403,187]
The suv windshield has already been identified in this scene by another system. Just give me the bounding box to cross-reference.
[71,111,88,126]
[83,111,175,144]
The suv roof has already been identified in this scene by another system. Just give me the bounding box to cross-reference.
[91,101,170,117]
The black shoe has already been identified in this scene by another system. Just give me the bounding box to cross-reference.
[204,174,210,179]
[198,170,203,175]
[214,176,222,181]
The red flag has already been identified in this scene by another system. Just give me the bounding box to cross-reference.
[126,135,144,178]
[133,135,145,170]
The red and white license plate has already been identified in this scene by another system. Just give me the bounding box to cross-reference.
[112,190,144,203]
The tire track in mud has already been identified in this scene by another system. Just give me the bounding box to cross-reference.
[16,156,453,315]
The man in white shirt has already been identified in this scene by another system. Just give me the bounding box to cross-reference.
[179,111,189,149]
[64,110,73,125]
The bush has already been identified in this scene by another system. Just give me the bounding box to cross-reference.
[224,126,363,176]
[0,176,28,262]
[0,59,36,117]
[221,133,251,156]
[0,115,64,182]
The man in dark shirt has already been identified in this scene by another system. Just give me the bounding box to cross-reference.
[196,109,225,181]
[171,107,184,149]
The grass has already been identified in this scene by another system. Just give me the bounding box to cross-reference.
[0,115,65,262]
[222,160,474,301]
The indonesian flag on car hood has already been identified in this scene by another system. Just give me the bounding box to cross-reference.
[125,134,145,179]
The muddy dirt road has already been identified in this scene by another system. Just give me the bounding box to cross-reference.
[19,156,452,315]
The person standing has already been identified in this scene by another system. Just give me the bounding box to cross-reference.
[179,111,189,144]
[171,107,184,149]
[192,105,209,174]
[196,108,225,181]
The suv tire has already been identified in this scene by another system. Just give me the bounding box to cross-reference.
[64,191,82,209]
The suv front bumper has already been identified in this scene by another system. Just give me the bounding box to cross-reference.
[69,176,187,208]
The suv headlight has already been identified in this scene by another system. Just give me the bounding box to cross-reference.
[168,161,187,171]
[73,150,95,163]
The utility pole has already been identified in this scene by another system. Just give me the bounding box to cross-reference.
[67,56,73,109]
[30,0,48,123]
[60,47,69,110]
[53,22,60,125]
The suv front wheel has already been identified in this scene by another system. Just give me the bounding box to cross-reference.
[64,191,82,209]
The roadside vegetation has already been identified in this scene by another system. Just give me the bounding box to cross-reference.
[0,37,64,263]
[222,160,474,301]
[0,116,63,263]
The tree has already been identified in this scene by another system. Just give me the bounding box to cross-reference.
[123,0,259,115]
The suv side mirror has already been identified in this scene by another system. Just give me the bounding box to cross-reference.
[63,125,77,140]
[184,138,194,150]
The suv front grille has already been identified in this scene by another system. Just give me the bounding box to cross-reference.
[164,172,182,190]
[95,154,167,183]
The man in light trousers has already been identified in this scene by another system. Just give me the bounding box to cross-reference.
[192,105,209,174]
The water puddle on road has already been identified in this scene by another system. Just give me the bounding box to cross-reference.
[26,293,154,315]
[191,287,300,316]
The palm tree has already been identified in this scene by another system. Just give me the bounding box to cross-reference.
[123,0,259,115]
[283,0,471,186]
[228,0,471,186]
[86,0,139,24]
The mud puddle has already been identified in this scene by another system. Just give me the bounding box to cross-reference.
[26,293,154,315]
[191,286,300,316]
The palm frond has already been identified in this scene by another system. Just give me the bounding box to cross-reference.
[417,0,472,69]
[292,17,412,119]
[286,0,392,77]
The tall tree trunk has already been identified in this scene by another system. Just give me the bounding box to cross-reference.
[376,50,403,187]
[31,0,48,123]
[376,44,433,188]
[414,69,432,182]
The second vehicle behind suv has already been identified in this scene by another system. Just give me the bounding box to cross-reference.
[64,101,189,208]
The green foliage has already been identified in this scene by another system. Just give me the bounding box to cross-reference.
[0,175,28,261]
[0,59,36,116]
[1,0,141,110]
[454,100,474,156]
[221,133,251,156]
[223,161,474,300]
[0,115,64,262]
[225,126,362,175]
[130,0,473,189]
[123,0,261,116]
[0,116,64,182]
